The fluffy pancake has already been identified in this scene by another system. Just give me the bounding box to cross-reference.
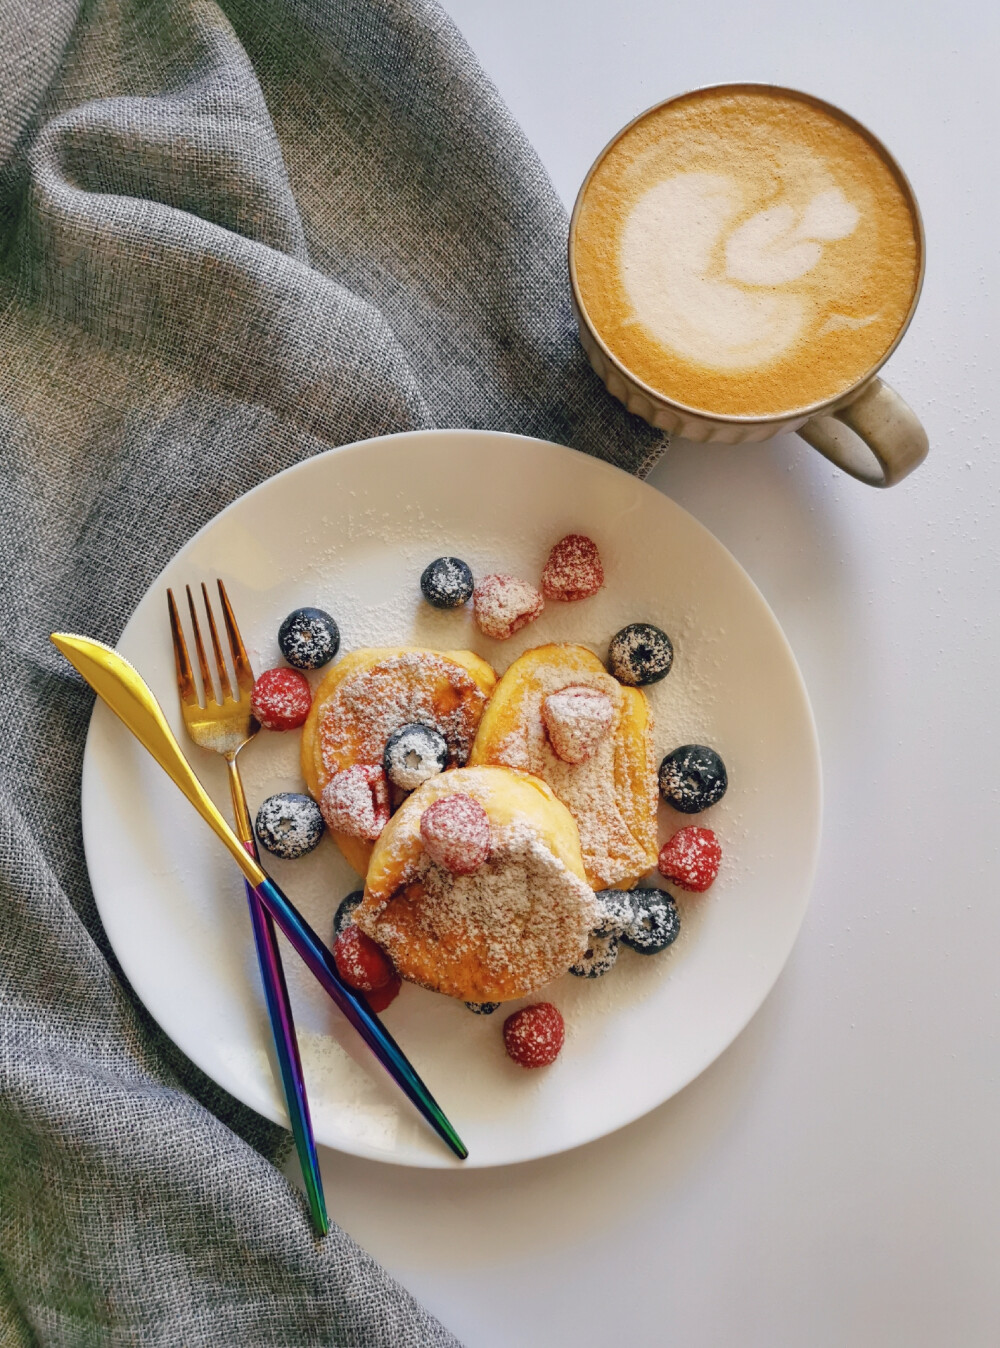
[357,766,600,1002]
[468,643,658,888]
[301,647,496,874]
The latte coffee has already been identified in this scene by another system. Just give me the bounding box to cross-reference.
[571,87,920,417]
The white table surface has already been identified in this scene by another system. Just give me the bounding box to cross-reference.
[308,4,1000,1343]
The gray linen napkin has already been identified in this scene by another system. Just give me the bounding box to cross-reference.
[0,0,664,1342]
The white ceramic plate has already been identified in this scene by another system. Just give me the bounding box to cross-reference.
[82,429,821,1168]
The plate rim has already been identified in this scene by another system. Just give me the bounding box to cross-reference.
[81,427,823,1168]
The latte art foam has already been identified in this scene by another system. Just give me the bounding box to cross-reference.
[573,89,919,416]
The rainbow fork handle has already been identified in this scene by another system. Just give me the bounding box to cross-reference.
[244,876,329,1235]
[252,875,468,1162]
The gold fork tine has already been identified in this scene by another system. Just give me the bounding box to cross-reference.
[167,589,198,706]
[201,582,233,703]
[185,584,215,706]
[216,579,255,700]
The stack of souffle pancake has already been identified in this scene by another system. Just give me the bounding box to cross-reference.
[299,643,659,1006]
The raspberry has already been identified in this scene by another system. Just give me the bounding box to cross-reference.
[320,765,390,841]
[419,793,491,874]
[250,667,312,731]
[542,685,614,763]
[473,573,544,641]
[541,534,604,601]
[657,826,721,892]
[364,974,401,1013]
[503,1003,565,1068]
[333,924,394,991]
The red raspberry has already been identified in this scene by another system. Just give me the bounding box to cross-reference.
[333,923,394,991]
[250,667,312,731]
[657,826,721,892]
[541,534,604,602]
[419,793,491,874]
[320,764,390,841]
[542,685,614,763]
[364,974,402,1013]
[473,573,544,641]
[503,1003,565,1068]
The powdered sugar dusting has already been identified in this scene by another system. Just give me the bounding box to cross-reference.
[360,821,601,1002]
[542,685,614,763]
[320,765,389,840]
[318,652,488,773]
[489,656,657,888]
[541,534,605,602]
[473,574,544,640]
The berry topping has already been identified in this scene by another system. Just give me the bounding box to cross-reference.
[503,1003,565,1068]
[541,534,605,601]
[619,888,681,954]
[473,573,544,641]
[420,556,475,609]
[383,722,449,791]
[658,827,721,892]
[250,667,313,731]
[569,928,619,978]
[592,889,638,938]
[333,923,395,991]
[254,793,324,860]
[364,974,401,1013]
[607,623,674,686]
[658,744,728,813]
[320,764,390,841]
[542,685,615,763]
[419,793,491,874]
[465,1001,501,1015]
[333,890,364,935]
[278,607,340,670]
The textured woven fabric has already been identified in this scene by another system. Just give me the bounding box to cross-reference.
[0,0,663,1342]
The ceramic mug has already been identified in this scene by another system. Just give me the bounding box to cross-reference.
[569,85,928,488]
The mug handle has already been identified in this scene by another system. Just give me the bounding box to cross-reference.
[796,377,929,488]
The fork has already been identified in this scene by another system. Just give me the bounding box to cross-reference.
[168,580,328,1236]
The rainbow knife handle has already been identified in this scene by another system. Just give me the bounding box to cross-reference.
[243,867,328,1234]
[252,874,468,1161]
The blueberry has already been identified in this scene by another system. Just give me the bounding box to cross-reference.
[334,890,364,935]
[278,607,340,670]
[570,929,619,978]
[465,1001,500,1015]
[620,888,681,955]
[254,793,324,860]
[658,744,728,813]
[607,623,673,686]
[383,722,449,791]
[592,889,636,938]
[420,557,475,609]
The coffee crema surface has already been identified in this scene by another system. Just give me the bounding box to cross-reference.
[573,88,920,416]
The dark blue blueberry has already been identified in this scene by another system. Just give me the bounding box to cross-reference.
[619,888,681,955]
[658,744,728,813]
[420,557,475,609]
[592,889,636,938]
[334,890,364,935]
[569,929,619,978]
[383,722,449,791]
[278,607,340,670]
[607,622,673,686]
[465,1001,500,1015]
[254,793,324,860]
